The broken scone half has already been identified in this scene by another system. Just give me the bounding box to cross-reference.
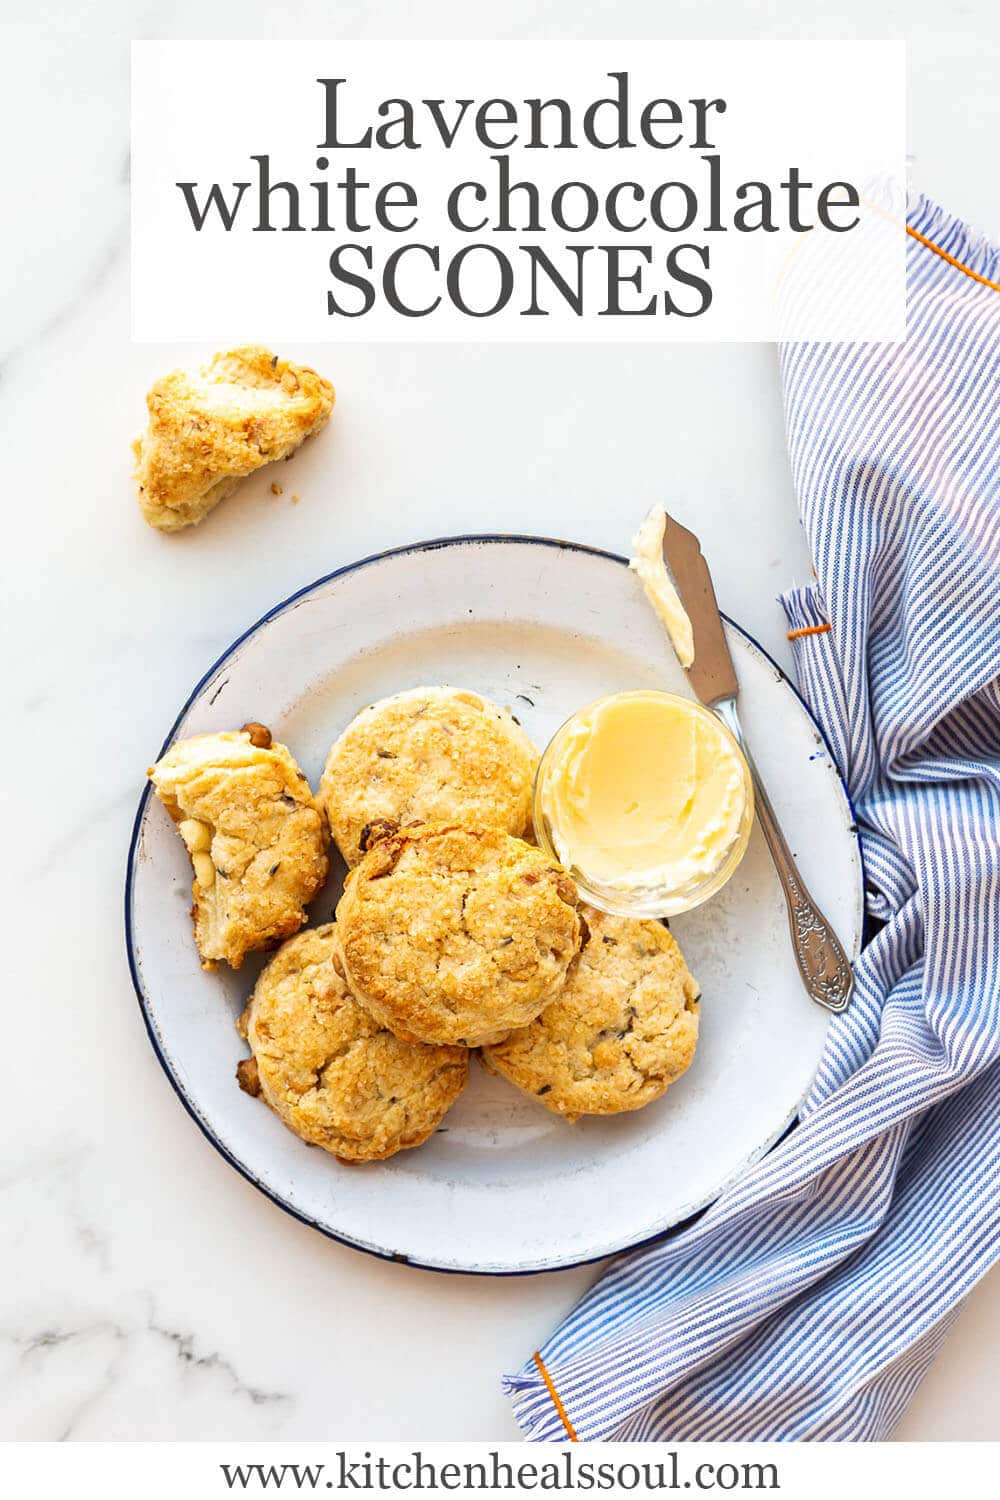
[134,346,334,532]
[148,724,329,970]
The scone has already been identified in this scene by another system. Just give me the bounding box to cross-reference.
[320,687,538,867]
[149,724,329,970]
[236,925,468,1162]
[336,822,583,1047]
[481,907,700,1121]
[134,346,334,532]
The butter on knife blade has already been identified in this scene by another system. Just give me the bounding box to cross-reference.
[629,506,695,668]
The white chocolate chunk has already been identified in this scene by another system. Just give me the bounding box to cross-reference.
[179,818,212,853]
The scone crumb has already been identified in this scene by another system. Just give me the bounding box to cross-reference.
[270,482,283,496]
[236,1057,261,1096]
[240,721,273,749]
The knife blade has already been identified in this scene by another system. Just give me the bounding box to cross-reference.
[659,508,854,1014]
[660,513,738,707]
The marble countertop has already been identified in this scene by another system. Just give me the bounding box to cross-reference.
[4,0,998,1442]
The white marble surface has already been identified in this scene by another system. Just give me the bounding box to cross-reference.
[3,0,999,1443]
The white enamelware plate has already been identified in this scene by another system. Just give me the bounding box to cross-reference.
[127,536,862,1275]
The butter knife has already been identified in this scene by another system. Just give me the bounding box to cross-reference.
[661,513,854,1014]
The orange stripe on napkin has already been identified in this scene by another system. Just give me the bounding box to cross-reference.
[906,226,1000,294]
[787,622,832,641]
[533,1351,579,1441]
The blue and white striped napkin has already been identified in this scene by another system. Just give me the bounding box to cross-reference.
[504,196,1000,1442]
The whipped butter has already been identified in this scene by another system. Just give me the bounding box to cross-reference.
[538,692,748,900]
[629,507,695,669]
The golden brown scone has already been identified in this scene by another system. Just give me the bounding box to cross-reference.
[149,725,329,970]
[320,687,537,867]
[481,908,700,1121]
[336,822,583,1047]
[236,925,467,1162]
[134,346,334,532]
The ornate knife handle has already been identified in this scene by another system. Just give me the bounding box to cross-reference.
[715,699,854,1015]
